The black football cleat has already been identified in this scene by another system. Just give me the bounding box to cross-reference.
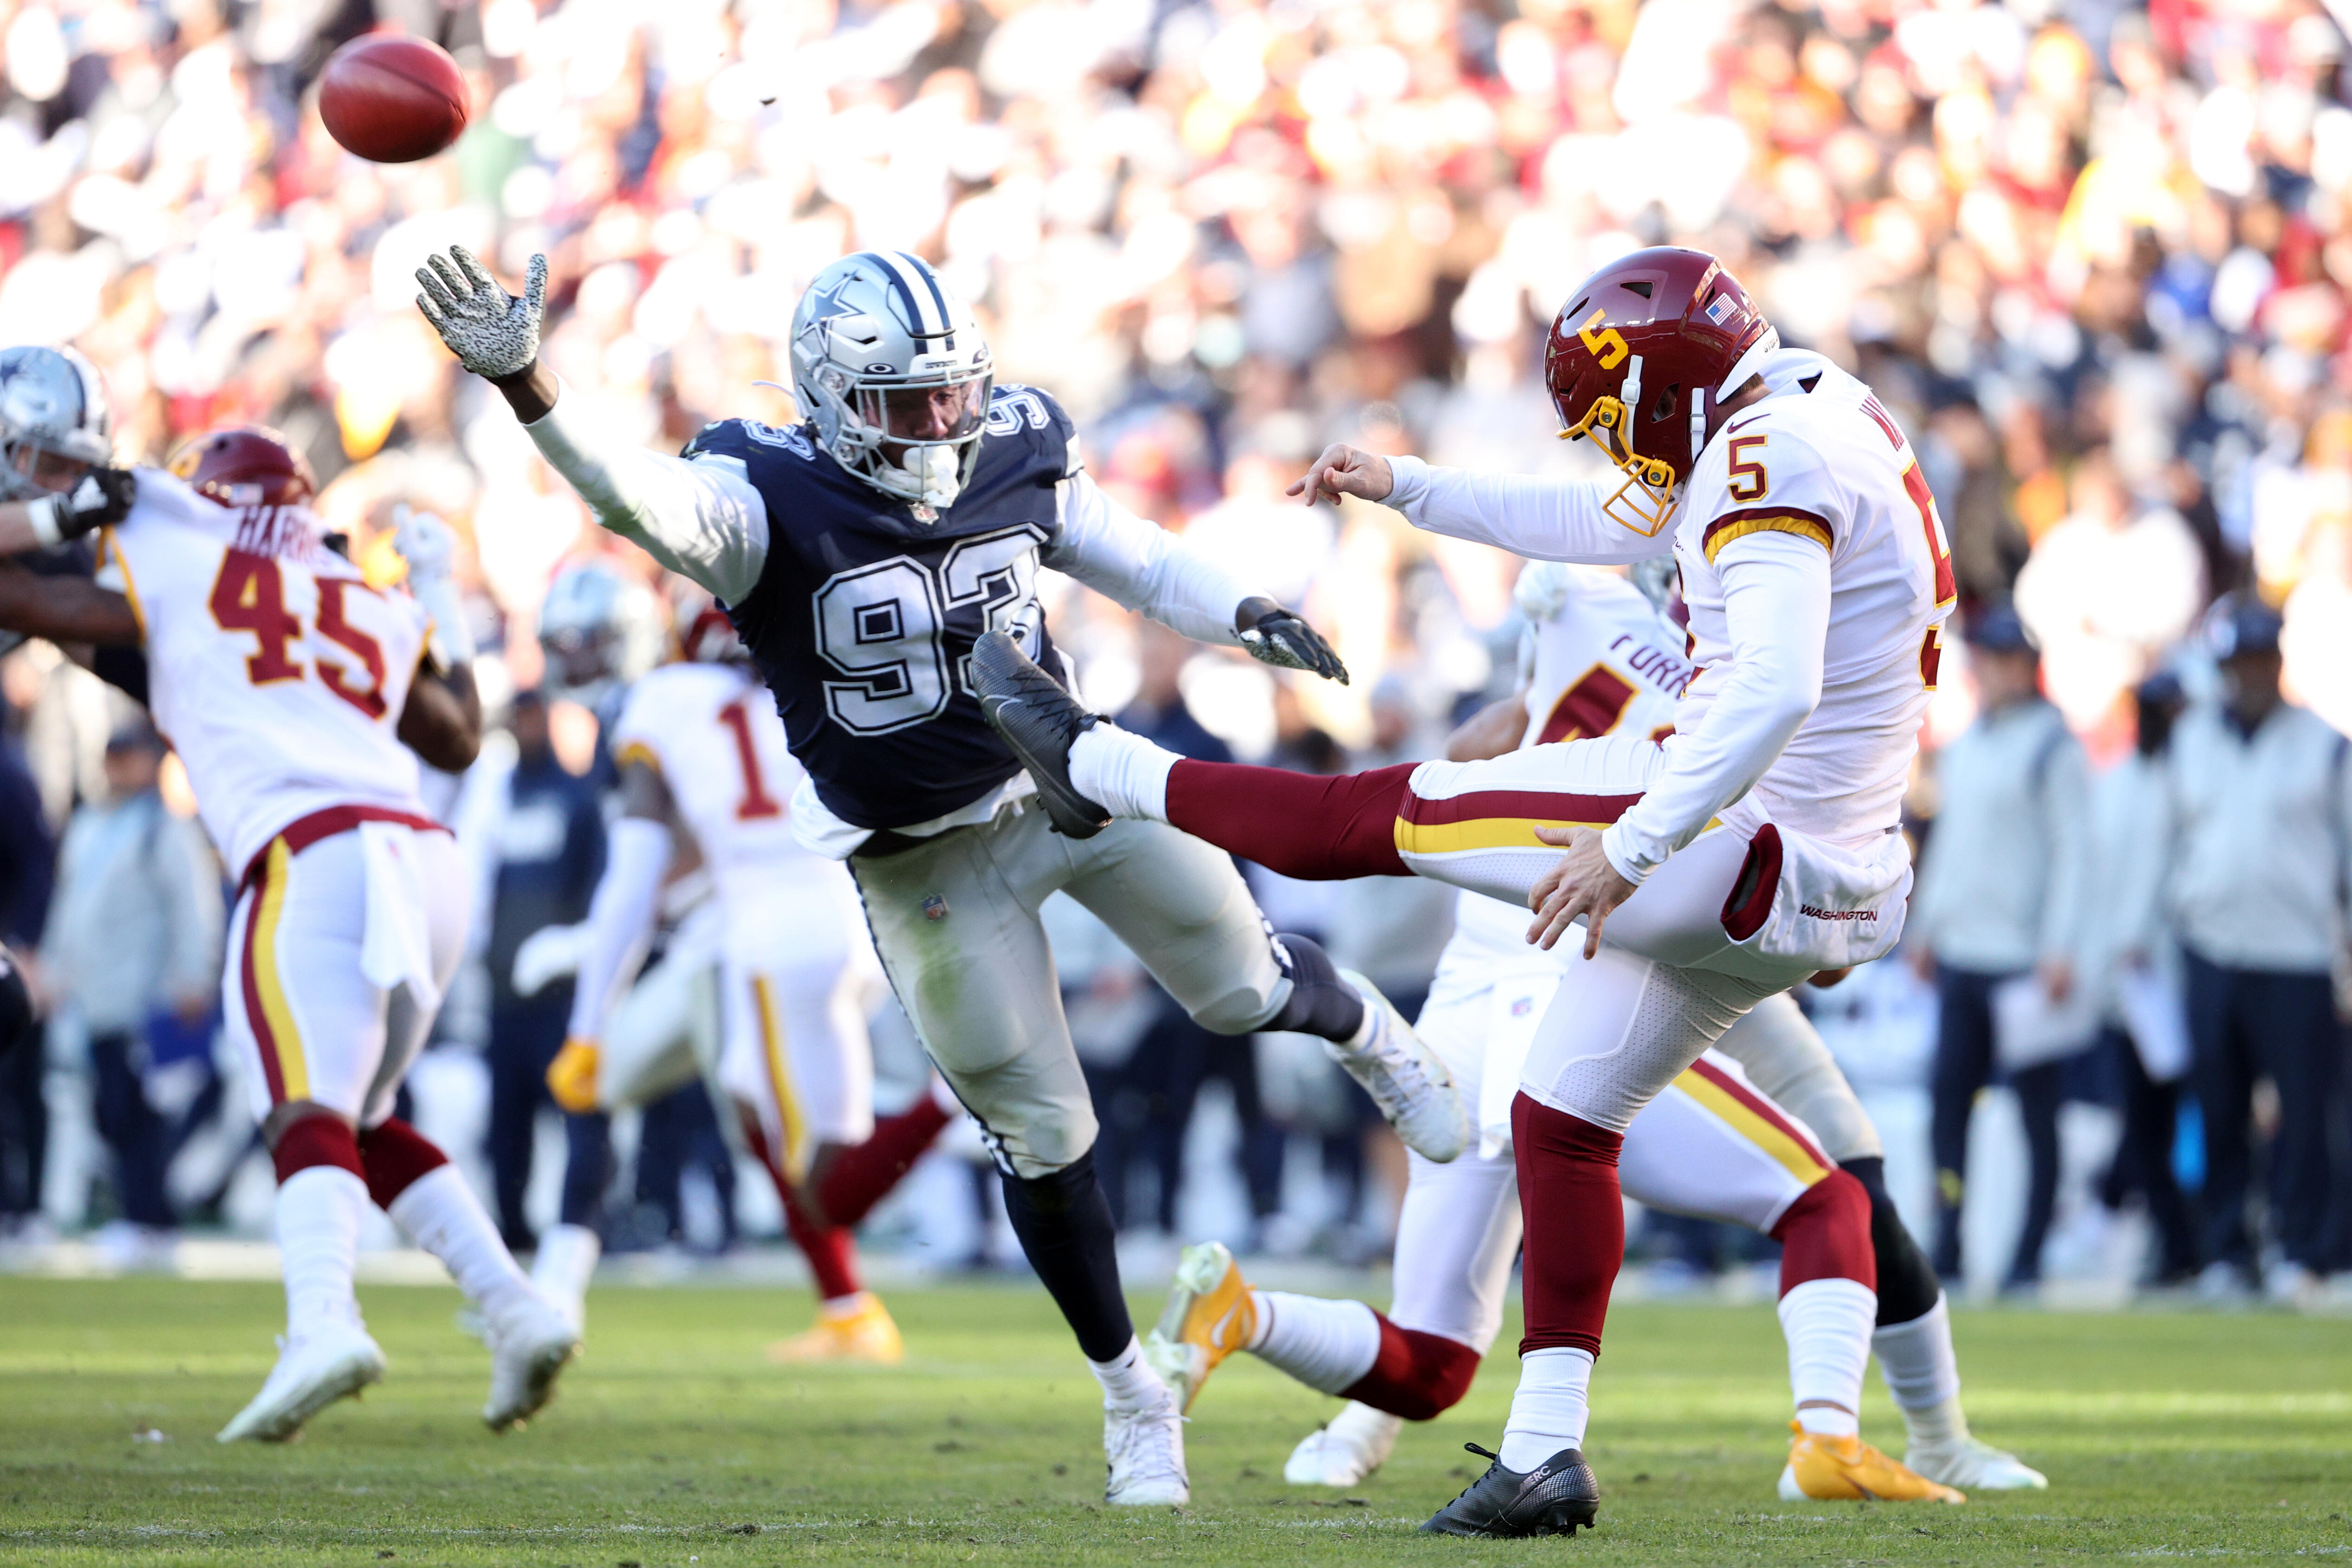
[1420,1443,1600,1538]
[970,629,1111,839]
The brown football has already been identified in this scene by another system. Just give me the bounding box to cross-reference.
[318,34,469,163]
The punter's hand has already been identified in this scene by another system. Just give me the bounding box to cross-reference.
[1527,825,1639,960]
[415,246,546,379]
[1286,442,1393,507]
[28,467,135,544]
[1236,596,1347,684]
[545,1038,601,1114]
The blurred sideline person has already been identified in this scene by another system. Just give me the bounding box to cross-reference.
[417,244,1461,1507]
[42,717,222,1253]
[979,247,1982,1532]
[542,586,954,1358]
[0,668,55,1232]
[1148,562,2039,1496]
[0,380,577,1441]
[2165,598,2351,1303]
[1906,604,2092,1288]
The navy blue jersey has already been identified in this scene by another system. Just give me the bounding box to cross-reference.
[687,385,1078,832]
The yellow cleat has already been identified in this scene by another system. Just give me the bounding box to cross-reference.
[545,1038,602,1114]
[767,1292,904,1365]
[1141,1241,1257,1413]
[1779,1421,1966,1503]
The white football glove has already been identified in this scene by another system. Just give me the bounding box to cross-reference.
[512,922,588,999]
[415,246,546,380]
[1513,560,1572,624]
[393,502,475,668]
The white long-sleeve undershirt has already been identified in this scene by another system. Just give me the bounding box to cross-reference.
[1384,454,1676,565]
[1600,531,1828,882]
[564,815,675,1043]
[523,382,1253,639]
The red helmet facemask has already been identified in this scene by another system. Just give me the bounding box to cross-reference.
[1543,248,1780,537]
[167,426,317,508]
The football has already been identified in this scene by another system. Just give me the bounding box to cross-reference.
[318,34,468,163]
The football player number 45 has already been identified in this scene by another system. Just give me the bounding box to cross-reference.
[209,550,391,718]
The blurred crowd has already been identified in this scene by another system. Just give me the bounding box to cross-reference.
[0,0,2348,1293]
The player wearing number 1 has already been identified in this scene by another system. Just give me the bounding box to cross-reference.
[0,401,579,1443]
[415,244,1465,1506]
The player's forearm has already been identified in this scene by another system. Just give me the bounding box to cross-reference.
[396,664,483,771]
[565,815,673,1041]
[1602,541,1825,881]
[518,378,769,604]
[1384,456,1671,566]
[1445,691,1531,761]
[1048,473,1252,644]
[0,565,140,645]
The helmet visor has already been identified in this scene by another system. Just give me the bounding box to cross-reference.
[6,440,91,496]
[862,376,992,447]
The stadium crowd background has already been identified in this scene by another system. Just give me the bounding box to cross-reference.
[0,0,2347,1297]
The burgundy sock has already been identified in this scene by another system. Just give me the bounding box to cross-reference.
[1165,760,1414,879]
[356,1117,451,1209]
[1772,1168,1877,1294]
[739,1105,863,1301]
[273,1113,364,1184]
[1339,1314,1484,1421]
[814,1097,954,1228]
[1513,1093,1624,1358]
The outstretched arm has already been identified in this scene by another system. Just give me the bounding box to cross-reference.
[1291,442,1670,566]
[545,758,680,1112]
[1048,470,1346,682]
[0,562,140,644]
[415,247,771,603]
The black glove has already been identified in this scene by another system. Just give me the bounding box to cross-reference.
[28,466,135,544]
[1236,595,1348,684]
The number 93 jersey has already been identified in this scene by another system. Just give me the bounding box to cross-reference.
[95,468,432,878]
[682,384,1079,835]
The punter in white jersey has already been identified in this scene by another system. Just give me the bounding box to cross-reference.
[0,400,576,1443]
[1145,560,2038,1496]
[541,588,955,1361]
[975,246,1973,1533]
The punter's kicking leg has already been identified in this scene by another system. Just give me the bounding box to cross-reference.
[1716,997,2047,1490]
[219,825,576,1443]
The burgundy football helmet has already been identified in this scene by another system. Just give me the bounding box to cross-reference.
[167,426,316,507]
[1544,248,1780,536]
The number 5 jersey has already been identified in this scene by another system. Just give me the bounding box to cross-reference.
[96,468,435,878]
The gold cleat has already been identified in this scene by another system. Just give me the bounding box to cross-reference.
[1778,1421,1966,1503]
[766,1291,904,1365]
[1141,1240,1257,1413]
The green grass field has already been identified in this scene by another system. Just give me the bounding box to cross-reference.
[1,1275,2348,1564]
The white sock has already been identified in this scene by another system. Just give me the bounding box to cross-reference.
[1246,1291,1382,1394]
[1874,1293,1968,1446]
[385,1165,536,1324]
[1780,1276,1875,1439]
[529,1221,601,1331]
[820,1290,871,1317]
[1088,1334,1172,1412]
[1499,1346,1593,1470]
[277,1166,369,1340]
[1068,725,1178,820]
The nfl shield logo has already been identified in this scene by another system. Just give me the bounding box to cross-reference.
[923,895,949,921]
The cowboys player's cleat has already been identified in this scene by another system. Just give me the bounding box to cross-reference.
[970,629,1110,839]
[1420,1442,1600,1536]
[1905,1434,2047,1491]
[216,1321,385,1443]
[1285,1401,1403,1486]
[767,1291,905,1365]
[1329,969,1469,1163]
[1143,1241,1255,1413]
[481,1291,580,1432]
[1103,1390,1190,1507]
[1778,1421,1965,1503]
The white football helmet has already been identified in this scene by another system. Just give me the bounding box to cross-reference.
[539,559,660,709]
[790,251,993,512]
[0,345,112,501]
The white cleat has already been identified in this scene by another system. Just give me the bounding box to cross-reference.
[216,1322,384,1443]
[1327,968,1468,1163]
[1906,1435,2048,1491]
[1284,1400,1402,1486]
[1104,1392,1190,1507]
[482,1291,580,1432]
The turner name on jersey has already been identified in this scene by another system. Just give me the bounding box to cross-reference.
[96,468,431,878]
[686,384,1082,833]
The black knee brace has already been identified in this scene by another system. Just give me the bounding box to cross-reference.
[1842,1155,1943,1326]
[999,1150,1134,1361]
[1262,932,1366,1044]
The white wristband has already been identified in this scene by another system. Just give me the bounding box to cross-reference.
[23,496,63,548]
[411,573,476,668]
